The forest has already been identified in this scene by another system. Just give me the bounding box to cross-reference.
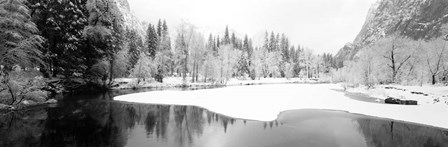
[333,28,448,88]
[0,0,336,107]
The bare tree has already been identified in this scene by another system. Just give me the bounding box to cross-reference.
[377,36,415,83]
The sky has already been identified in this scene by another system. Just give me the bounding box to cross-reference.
[127,0,378,54]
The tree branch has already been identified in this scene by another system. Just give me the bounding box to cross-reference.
[397,55,411,72]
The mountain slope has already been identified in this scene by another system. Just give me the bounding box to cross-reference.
[336,0,448,63]
[114,0,147,40]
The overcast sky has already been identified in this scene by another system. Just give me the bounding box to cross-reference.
[127,0,378,54]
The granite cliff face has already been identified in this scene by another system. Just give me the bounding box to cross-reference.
[113,0,147,39]
[336,0,448,63]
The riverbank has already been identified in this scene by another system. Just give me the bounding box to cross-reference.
[114,83,448,129]
[346,84,448,106]
[112,77,321,90]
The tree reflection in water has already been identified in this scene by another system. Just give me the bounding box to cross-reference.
[0,101,447,147]
[356,118,448,147]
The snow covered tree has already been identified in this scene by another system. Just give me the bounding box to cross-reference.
[84,0,124,86]
[146,24,158,58]
[130,53,156,83]
[26,0,89,77]
[0,0,45,105]
[223,26,230,45]
[157,19,163,37]
[174,33,188,79]
[280,34,290,62]
[126,29,142,74]
[0,0,44,71]
[267,51,282,78]
[269,31,276,52]
[235,52,250,78]
[156,19,172,80]
[231,32,236,48]
[421,37,447,85]
[374,35,416,83]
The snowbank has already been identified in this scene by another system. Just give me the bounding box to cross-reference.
[347,85,448,106]
[114,84,448,129]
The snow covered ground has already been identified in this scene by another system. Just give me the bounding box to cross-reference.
[347,84,448,106]
[114,84,448,129]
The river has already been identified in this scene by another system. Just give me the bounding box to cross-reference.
[0,87,447,147]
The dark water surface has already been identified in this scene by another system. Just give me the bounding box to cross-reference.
[0,88,447,147]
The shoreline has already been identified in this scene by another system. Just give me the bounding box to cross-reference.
[111,77,324,90]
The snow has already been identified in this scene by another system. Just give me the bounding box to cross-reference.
[348,84,448,105]
[114,84,448,129]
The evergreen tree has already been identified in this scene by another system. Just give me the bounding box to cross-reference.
[0,0,44,71]
[207,34,214,52]
[157,19,163,37]
[263,31,269,51]
[216,35,221,48]
[158,20,171,52]
[162,20,168,32]
[146,24,158,58]
[243,35,250,55]
[231,32,237,48]
[281,34,290,62]
[174,33,188,80]
[236,53,249,77]
[224,25,230,45]
[126,30,142,73]
[248,38,254,58]
[269,31,276,52]
[84,0,124,85]
[290,46,296,63]
[26,0,89,77]
[275,33,280,51]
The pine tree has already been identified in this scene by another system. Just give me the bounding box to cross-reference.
[269,31,276,52]
[231,32,236,48]
[236,53,249,77]
[263,31,269,51]
[27,0,89,77]
[175,33,188,80]
[127,30,142,73]
[207,34,214,51]
[216,35,221,48]
[0,0,45,104]
[281,34,290,62]
[0,0,44,71]
[243,35,250,55]
[162,20,168,32]
[248,38,254,58]
[146,24,158,58]
[224,26,230,45]
[157,19,163,37]
[84,0,124,85]
[275,33,280,51]
[290,46,296,63]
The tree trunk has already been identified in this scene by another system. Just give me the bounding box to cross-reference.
[196,64,199,82]
[432,74,436,85]
[183,55,188,81]
[108,57,115,86]
[192,60,196,83]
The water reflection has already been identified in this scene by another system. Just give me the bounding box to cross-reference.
[0,100,447,147]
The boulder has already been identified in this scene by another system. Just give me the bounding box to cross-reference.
[385,97,401,104]
[385,97,417,105]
